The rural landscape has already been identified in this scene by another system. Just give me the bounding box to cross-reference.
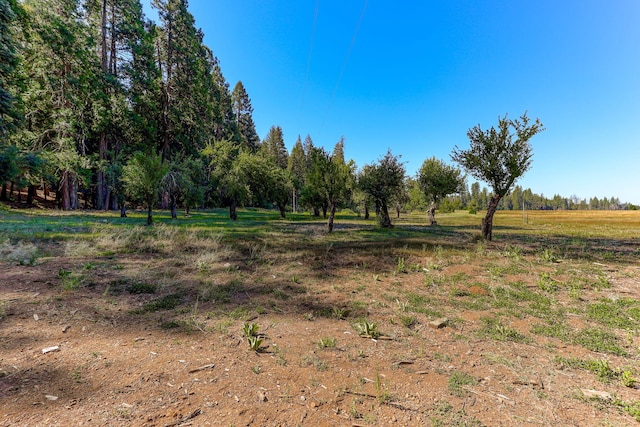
[1,207,640,426]
[2,0,640,426]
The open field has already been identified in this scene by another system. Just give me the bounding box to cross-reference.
[1,208,640,426]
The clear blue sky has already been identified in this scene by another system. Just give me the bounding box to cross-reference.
[143,1,640,204]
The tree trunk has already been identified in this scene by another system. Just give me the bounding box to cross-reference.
[60,171,70,210]
[229,198,238,221]
[427,203,437,226]
[379,201,393,228]
[322,202,328,219]
[147,203,153,225]
[277,203,286,219]
[327,201,337,233]
[69,173,78,210]
[27,185,37,205]
[482,195,501,241]
[104,188,111,210]
[364,204,369,220]
[313,207,320,217]
[1,183,6,201]
[396,203,401,218]
[170,196,177,219]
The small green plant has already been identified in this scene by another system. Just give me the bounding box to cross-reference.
[317,337,337,349]
[375,371,391,403]
[242,322,264,351]
[242,322,260,338]
[58,269,83,291]
[503,245,523,260]
[537,273,559,293]
[479,317,527,342]
[354,320,380,338]
[448,371,477,396]
[622,370,636,388]
[396,257,407,274]
[332,306,348,320]
[247,335,264,352]
[539,248,559,263]
[398,314,417,328]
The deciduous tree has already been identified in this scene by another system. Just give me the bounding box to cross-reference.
[122,150,167,224]
[359,150,405,228]
[451,112,544,240]
[417,157,464,225]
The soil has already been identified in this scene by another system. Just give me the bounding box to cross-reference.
[1,221,640,427]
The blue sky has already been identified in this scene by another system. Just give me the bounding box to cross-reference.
[143,1,640,204]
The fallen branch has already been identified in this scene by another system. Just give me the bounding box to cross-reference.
[188,364,215,373]
[164,408,202,427]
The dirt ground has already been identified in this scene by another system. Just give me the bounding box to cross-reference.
[1,223,640,426]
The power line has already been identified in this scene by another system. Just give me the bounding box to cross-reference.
[322,0,368,129]
[298,0,319,136]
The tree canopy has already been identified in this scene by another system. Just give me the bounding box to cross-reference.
[452,112,544,240]
[417,157,464,225]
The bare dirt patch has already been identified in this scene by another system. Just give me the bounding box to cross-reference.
[2,218,640,426]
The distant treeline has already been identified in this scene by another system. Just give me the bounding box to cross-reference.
[409,182,635,213]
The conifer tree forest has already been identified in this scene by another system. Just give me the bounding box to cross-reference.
[0,0,634,229]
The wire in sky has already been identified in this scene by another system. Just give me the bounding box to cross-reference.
[298,0,320,136]
[322,0,369,130]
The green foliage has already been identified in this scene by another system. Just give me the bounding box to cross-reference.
[451,112,544,240]
[317,337,337,349]
[354,320,380,338]
[305,144,354,231]
[358,149,406,228]
[242,322,260,338]
[479,317,528,342]
[574,328,626,356]
[136,293,184,313]
[417,157,464,224]
[122,151,168,224]
[126,283,157,294]
[448,371,478,396]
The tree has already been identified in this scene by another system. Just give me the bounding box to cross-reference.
[359,150,405,228]
[0,0,21,137]
[18,0,101,210]
[306,145,353,232]
[202,139,247,220]
[231,80,259,151]
[261,125,288,169]
[161,154,204,218]
[417,157,464,225]
[122,150,167,224]
[287,136,306,212]
[451,112,544,240]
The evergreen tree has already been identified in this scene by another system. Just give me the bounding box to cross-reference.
[261,125,288,169]
[19,0,102,209]
[231,80,259,151]
[287,136,306,212]
[0,0,21,137]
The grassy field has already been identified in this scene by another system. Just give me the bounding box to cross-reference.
[1,207,640,426]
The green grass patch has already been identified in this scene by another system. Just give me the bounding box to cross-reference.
[135,293,185,313]
[574,328,627,356]
[479,317,528,343]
